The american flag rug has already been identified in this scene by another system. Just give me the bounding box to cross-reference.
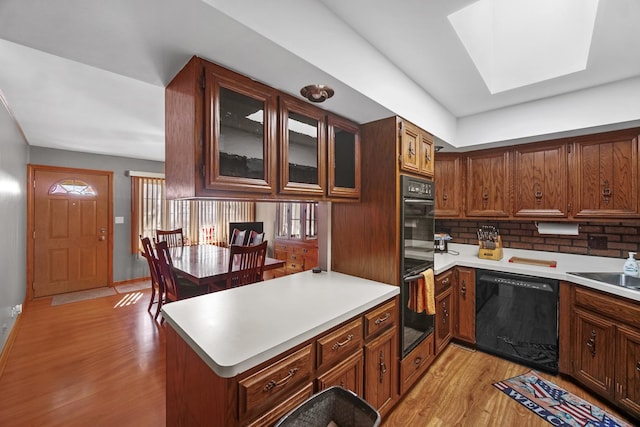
[493,370,632,427]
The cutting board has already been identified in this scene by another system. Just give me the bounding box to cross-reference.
[508,256,557,268]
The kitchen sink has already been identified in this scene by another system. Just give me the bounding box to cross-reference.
[567,272,640,289]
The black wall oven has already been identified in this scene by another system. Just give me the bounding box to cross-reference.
[400,175,435,358]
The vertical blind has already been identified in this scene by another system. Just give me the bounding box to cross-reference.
[131,177,254,252]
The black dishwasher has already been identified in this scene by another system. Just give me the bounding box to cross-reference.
[475,269,559,373]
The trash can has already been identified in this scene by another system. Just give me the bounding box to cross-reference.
[274,386,381,427]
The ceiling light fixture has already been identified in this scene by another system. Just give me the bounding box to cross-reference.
[300,84,334,103]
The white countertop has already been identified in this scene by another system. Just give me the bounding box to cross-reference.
[161,270,399,378]
[436,243,640,302]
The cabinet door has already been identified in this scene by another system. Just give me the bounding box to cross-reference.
[616,325,640,417]
[204,64,277,193]
[317,348,364,397]
[279,95,326,196]
[327,115,360,199]
[513,142,568,217]
[400,121,434,178]
[454,267,476,344]
[435,287,453,355]
[364,327,397,416]
[573,308,616,398]
[400,121,420,174]
[434,154,463,217]
[466,150,510,217]
[571,131,639,218]
[418,131,435,177]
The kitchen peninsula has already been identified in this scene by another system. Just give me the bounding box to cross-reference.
[161,270,399,426]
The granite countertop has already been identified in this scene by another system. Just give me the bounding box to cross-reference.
[435,243,640,302]
[161,270,399,378]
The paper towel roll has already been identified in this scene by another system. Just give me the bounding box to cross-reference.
[535,222,579,235]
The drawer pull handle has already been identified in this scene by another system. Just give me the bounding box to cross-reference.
[263,368,299,391]
[414,356,423,367]
[332,334,354,351]
[441,278,450,286]
[374,312,391,325]
[636,362,640,372]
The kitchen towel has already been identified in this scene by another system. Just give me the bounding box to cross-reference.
[408,268,435,315]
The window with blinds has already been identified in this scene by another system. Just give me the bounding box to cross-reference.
[131,176,255,252]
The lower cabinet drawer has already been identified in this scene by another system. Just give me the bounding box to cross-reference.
[316,318,363,371]
[247,383,313,427]
[286,261,303,273]
[238,344,313,421]
[364,299,397,339]
[316,348,364,397]
[400,333,435,395]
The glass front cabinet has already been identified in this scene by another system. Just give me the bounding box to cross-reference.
[204,63,277,193]
[328,114,360,198]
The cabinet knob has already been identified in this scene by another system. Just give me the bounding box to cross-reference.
[461,280,467,298]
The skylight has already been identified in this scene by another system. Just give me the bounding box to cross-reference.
[448,0,599,94]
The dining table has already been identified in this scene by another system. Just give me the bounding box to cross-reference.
[169,244,284,289]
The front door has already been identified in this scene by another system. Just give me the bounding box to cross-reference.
[30,166,112,297]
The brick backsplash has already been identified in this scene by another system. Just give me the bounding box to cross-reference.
[436,219,640,259]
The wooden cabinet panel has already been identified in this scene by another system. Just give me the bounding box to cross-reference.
[364,299,397,340]
[364,327,398,416]
[465,150,510,217]
[434,154,463,217]
[573,307,615,398]
[327,114,361,199]
[616,325,640,417]
[434,269,454,295]
[454,267,476,345]
[238,344,313,422]
[317,319,363,371]
[317,348,364,397]
[435,287,453,355]
[400,121,434,178]
[400,333,435,395]
[571,131,640,218]
[513,142,568,217]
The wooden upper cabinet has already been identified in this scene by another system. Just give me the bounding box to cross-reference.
[513,142,568,218]
[204,62,277,194]
[165,56,360,201]
[399,120,434,178]
[279,95,326,197]
[571,130,640,218]
[434,154,463,217]
[327,114,360,199]
[465,150,510,217]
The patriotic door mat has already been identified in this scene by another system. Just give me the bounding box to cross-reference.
[493,370,632,427]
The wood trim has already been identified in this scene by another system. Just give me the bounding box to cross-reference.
[0,313,22,379]
[113,277,150,287]
[26,164,115,301]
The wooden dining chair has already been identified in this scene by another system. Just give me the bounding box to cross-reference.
[140,235,164,320]
[156,228,184,248]
[248,230,265,246]
[154,241,208,320]
[229,228,247,246]
[224,240,268,290]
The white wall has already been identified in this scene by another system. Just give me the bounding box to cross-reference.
[0,98,28,354]
[456,76,640,149]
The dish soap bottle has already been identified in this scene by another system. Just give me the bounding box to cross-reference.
[624,252,639,277]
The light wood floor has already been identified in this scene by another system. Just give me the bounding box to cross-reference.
[0,288,633,426]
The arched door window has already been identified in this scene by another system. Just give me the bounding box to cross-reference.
[49,179,97,196]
